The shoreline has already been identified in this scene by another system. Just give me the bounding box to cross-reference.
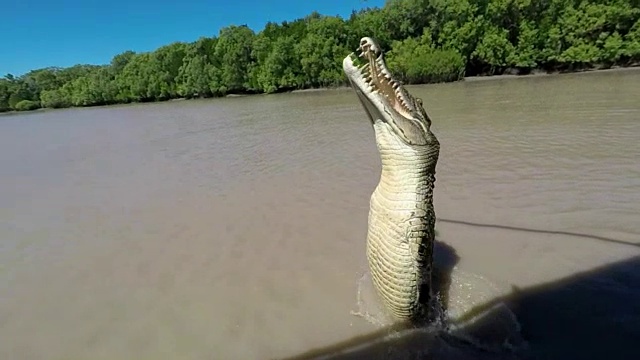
[462,64,640,82]
[2,65,639,116]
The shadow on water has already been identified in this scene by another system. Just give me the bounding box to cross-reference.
[430,240,459,320]
[280,243,640,360]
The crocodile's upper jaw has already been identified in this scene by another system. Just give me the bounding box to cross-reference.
[343,37,437,148]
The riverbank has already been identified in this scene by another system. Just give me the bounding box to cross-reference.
[290,64,640,90]
[2,65,639,116]
[463,64,640,82]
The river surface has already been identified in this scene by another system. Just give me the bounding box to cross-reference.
[1,69,639,360]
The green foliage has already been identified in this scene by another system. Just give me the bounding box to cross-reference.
[177,37,218,98]
[296,15,350,87]
[0,80,10,112]
[387,31,466,83]
[214,26,256,93]
[3,0,639,111]
[14,100,40,111]
[111,51,136,73]
[347,8,391,49]
[509,20,540,69]
[473,26,516,72]
[254,36,301,93]
[9,90,30,108]
[623,18,640,56]
[40,89,72,108]
[383,0,431,41]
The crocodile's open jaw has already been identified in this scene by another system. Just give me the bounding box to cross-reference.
[343,37,434,146]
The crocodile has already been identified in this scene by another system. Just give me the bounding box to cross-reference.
[343,37,440,322]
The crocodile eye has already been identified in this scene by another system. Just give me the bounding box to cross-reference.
[416,98,423,106]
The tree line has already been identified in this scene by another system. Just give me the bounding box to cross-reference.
[1,0,638,112]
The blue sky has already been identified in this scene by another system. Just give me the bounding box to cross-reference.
[2,0,385,77]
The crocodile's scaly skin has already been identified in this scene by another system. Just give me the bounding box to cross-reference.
[367,121,437,320]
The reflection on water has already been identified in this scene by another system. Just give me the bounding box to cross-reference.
[1,69,639,359]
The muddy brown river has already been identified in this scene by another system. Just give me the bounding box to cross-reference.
[1,68,639,360]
